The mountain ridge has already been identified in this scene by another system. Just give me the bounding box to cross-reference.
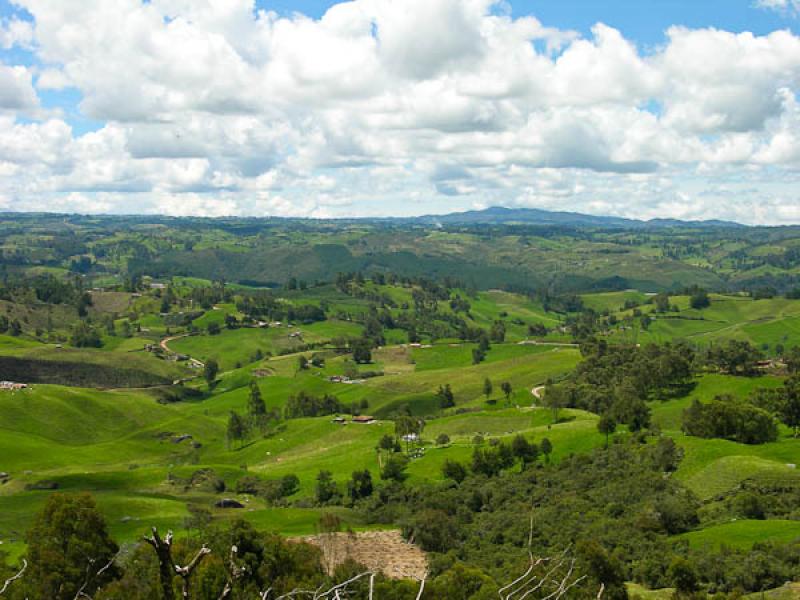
[404,206,746,228]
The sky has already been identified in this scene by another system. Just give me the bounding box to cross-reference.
[1,1,800,223]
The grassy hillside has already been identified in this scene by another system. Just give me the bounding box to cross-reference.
[0,333,583,555]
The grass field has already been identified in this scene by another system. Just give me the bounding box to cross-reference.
[679,520,800,550]
[2,283,800,575]
[627,294,800,351]
[646,374,800,499]
[0,338,584,552]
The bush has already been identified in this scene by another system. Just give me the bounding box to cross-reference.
[441,459,467,483]
[381,454,409,482]
[682,395,779,444]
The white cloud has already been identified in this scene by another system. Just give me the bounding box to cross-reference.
[0,0,798,223]
[0,64,39,111]
[755,0,800,16]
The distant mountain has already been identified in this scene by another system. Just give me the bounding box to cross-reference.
[403,206,745,229]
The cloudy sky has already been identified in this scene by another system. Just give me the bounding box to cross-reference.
[1,0,800,223]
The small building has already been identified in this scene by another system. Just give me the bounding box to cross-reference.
[0,382,27,391]
[401,433,419,442]
[352,415,376,424]
[331,417,346,425]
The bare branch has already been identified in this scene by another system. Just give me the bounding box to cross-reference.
[145,527,177,600]
[175,545,211,599]
[73,552,120,600]
[175,545,211,578]
[314,570,374,599]
[501,545,595,600]
[217,545,247,600]
[0,559,27,596]
[269,571,375,600]
[415,574,427,600]
[145,527,211,600]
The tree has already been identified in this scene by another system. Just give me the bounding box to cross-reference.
[785,346,800,374]
[471,442,515,477]
[70,321,102,348]
[352,339,372,364]
[511,434,539,470]
[501,381,513,405]
[653,293,670,313]
[204,358,219,385]
[9,319,21,337]
[689,288,710,310]
[483,377,493,402]
[597,414,617,448]
[668,556,699,596]
[436,433,451,446]
[543,384,566,423]
[612,378,651,432]
[709,339,762,376]
[381,454,409,482]
[377,433,396,453]
[471,347,486,365]
[490,320,506,343]
[682,395,778,444]
[226,411,247,449]
[540,437,553,463]
[207,322,221,335]
[347,469,373,502]
[394,416,423,453]
[316,470,339,504]
[779,377,800,438]
[25,493,119,600]
[436,384,455,408]
[441,459,467,483]
[297,355,309,372]
[247,380,266,417]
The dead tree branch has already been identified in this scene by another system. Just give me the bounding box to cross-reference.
[414,573,427,600]
[0,559,27,596]
[175,544,211,599]
[499,546,602,600]
[73,552,120,600]
[144,527,211,600]
[145,527,178,600]
[217,545,247,600]
[262,570,375,600]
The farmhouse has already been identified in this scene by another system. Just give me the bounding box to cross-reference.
[331,416,346,424]
[352,415,376,424]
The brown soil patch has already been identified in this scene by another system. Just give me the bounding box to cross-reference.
[373,346,415,374]
[298,530,427,580]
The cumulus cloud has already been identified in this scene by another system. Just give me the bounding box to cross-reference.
[0,0,798,223]
[0,63,38,111]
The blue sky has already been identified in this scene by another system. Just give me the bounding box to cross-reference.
[0,0,799,222]
[257,0,800,40]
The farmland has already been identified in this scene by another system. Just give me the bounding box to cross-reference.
[1,213,800,597]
